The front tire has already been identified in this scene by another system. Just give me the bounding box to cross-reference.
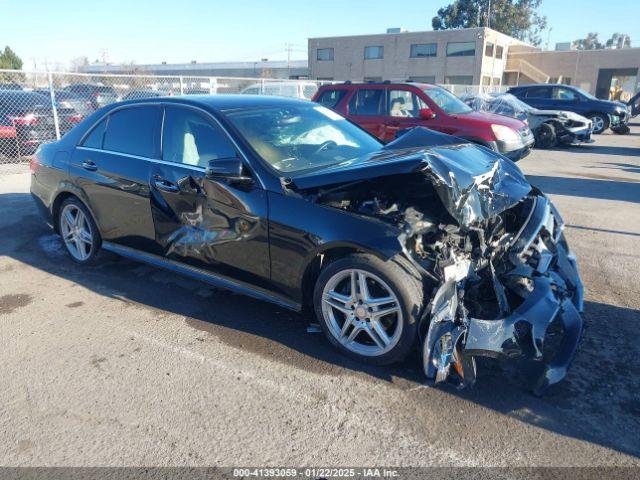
[535,123,557,148]
[313,254,424,365]
[58,197,102,264]
[589,113,609,134]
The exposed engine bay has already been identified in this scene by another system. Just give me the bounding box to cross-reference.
[290,130,584,394]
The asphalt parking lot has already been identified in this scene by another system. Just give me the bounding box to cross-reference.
[0,126,639,467]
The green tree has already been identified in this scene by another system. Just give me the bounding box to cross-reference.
[432,0,548,46]
[0,46,23,70]
[605,33,631,49]
[572,33,603,50]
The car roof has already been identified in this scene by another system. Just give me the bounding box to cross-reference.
[113,94,313,111]
[319,81,436,90]
[511,84,573,89]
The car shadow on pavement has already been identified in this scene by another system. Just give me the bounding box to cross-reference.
[2,192,640,460]
[588,162,640,175]
[527,175,640,203]
[574,145,640,157]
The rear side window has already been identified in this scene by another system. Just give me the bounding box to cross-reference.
[82,118,107,149]
[348,89,384,116]
[103,106,160,157]
[162,106,236,167]
[525,87,551,99]
[316,89,346,108]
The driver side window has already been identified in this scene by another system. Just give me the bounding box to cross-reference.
[162,106,237,167]
[552,87,579,101]
[387,90,426,118]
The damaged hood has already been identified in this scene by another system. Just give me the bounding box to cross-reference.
[288,128,532,227]
[530,109,590,122]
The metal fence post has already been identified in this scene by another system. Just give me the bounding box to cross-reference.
[47,70,61,140]
[179,76,185,95]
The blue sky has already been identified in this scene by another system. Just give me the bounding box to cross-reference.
[3,0,640,69]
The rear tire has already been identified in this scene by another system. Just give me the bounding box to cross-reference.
[589,113,609,134]
[57,197,102,265]
[313,254,425,365]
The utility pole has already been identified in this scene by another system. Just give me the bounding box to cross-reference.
[486,0,492,29]
[285,43,294,79]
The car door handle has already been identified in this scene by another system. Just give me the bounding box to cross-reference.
[82,160,97,171]
[153,176,179,193]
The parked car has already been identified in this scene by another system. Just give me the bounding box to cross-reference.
[61,83,119,110]
[241,81,318,100]
[462,93,594,148]
[313,82,534,161]
[628,91,640,117]
[30,95,584,394]
[33,89,94,118]
[507,84,631,134]
[0,90,80,157]
[122,90,166,101]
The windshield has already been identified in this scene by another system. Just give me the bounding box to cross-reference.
[423,87,472,115]
[222,105,383,174]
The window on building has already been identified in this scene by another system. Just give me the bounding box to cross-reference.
[444,75,474,85]
[482,76,491,86]
[409,76,436,84]
[446,42,476,57]
[315,89,347,109]
[485,42,494,57]
[387,90,427,117]
[492,77,501,86]
[410,43,438,58]
[162,107,236,167]
[495,45,504,59]
[348,89,384,116]
[103,106,160,158]
[317,48,334,61]
[364,46,384,60]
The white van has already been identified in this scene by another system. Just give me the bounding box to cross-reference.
[241,81,318,100]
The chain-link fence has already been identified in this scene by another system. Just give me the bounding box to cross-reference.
[0,69,508,174]
[0,69,331,173]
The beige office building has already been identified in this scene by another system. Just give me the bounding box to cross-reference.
[309,27,640,99]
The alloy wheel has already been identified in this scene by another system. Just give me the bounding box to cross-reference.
[60,204,93,261]
[590,115,605,133]
[321,269,403,356]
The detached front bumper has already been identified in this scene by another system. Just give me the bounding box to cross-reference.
[423,196,584,395]
[566,125,594,145]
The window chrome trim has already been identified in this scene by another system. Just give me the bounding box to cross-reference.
[76,146,206,173]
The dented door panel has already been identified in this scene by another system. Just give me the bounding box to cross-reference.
[149,161,271,289]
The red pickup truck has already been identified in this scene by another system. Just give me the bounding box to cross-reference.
[312,82,535,161]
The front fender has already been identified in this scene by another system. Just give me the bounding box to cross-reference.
[267,191,404,303]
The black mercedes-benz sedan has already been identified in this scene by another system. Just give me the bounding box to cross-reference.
[30,95,584,394]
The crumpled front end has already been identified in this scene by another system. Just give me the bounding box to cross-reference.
[290,136,584,393]
[421,195,584,395]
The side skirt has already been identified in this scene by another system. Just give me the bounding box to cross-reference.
[102,241,301,312]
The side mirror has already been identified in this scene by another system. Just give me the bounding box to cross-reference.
[419,108,436,119]
[205,156,252,183]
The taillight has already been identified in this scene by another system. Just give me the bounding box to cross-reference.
[70,114,83,123]
[30,155,40,174]
[10,113,38,125]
